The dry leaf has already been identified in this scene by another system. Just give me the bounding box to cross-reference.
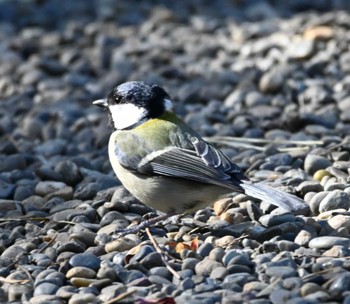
[0,277,31,284]
[190,237,199,251]
[304,26,333,41]
[124,243,144,264]
[175,242,191,253]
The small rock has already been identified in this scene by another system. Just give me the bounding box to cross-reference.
[70,277,99,288]
[35,181,67,196]
[265,266,296,279]
[210,267,229,280]
[68,293,98,304]
[104,237,138,253]
[304,155,332,175]
[54,160,82,186]
[294,227,317,246]
[313,169,332,182]
[327,215,350,230]
[0,180,15,199]
[309,236,350,249]
[197,242,214,258]
[69,253,100,271]
[259,213,295,227]
[34,282,59,296]
[319,190,350,212]
[287,39,315,60]
[195,258,223,276]
[296,181,323,196]
[309,191,329,215]
[29,295,63,304]
[259,69,285,94]
[66,267,96,279]
[213,198,232,216]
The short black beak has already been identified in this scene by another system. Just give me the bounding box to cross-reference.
[93,99,108,108]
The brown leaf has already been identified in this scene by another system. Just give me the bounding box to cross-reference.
[175,242,191,253]
[190,237,199,251]
[124,243,144,264]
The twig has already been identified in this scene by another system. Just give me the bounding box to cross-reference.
[38,233,58,253]
[205,136,323,146]
[145,228,181,279]
[0,217,50,223]
[113,213,172,238]
[0,277,31,284]
[205,136,323,152]
[103,290,136,304]
[18,265,34,283]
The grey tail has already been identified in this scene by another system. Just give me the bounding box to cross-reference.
[240,181,308,213]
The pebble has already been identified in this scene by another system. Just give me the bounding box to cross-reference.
[308,191,329,215]
[259,68,285,94]
[66,267,96,279]
[195,258,223,276]
[210,267,229,280]
[319,190,350,213]
[29,295,63,304]
[304,155,332,175]
[259,213,296,227]
[35,181,67,196]
[68,293,98,304]
[287,39,315,60]
[265,266,297,279]
[197,242,214,258]
[34,282,59,296]
[69,253,100,271]
[296,181,323,196]
[308,236,350,249]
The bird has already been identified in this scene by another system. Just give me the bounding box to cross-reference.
[93,81,307,218]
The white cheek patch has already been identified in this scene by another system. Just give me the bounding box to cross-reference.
[109,104,146,130]
[164,98,173,111]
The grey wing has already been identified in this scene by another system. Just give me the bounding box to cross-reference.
[136,140,246,192]
[191,137,242,174]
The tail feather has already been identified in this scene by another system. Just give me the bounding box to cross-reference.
[240,181,308,212]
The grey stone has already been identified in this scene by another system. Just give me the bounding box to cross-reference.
[0,180,15,199]
[296,181,323,196]
[69,253,101,271]
[259,213,295,227]
[34,282,59,296]
[319,190,350,212]
[265,266,296,279]
[309,236,350,249]
[304,155,332,175]
[197,242,214,258]
[195,258,223,276]
[308,191,329,215]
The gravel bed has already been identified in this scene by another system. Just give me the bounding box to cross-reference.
[2,0,350,303]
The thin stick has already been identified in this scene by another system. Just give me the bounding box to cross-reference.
[145,228,181,279]
[205,136,323,146]
[103,290,136,304]
[38,233,58,253]
[113,213,172,238]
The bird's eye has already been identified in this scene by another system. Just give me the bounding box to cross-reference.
[114,96,122,104]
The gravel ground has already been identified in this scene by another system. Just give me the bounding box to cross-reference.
[2,0,350,303]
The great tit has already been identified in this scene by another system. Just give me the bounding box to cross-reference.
[93,81,307,215]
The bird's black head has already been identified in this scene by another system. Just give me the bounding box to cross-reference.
[93,81,172,130]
